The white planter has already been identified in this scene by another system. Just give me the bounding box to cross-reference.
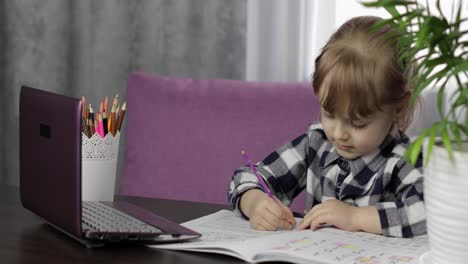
[424,141,468,264]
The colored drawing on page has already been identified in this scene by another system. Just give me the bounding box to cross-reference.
[354,256,380,264]
[271,237,315,251]
[389,256,413,262]
[336,242,359,250]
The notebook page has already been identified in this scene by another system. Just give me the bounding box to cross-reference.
[149,209,302,261]
[247,227,429,264]
[149,210,429,264]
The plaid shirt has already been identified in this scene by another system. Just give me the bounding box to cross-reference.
[228,123,426,238]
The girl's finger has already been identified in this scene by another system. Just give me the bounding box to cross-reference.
[307,212,330,230]
[298,205,328,229]
[250,214,273,231]
[259,213,280,231]
[265,197,289,221]
[273,197,296,225]
[297,216,312,230]
[263,209,293,230]
[253,222,267,231]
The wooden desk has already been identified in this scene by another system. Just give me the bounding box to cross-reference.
[0,185,248,264]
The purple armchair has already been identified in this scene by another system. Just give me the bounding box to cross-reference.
[119,72,321,212]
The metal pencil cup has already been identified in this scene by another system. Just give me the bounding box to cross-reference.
[81,132,120,201]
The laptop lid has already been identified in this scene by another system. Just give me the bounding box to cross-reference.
[19,86,201,245]
[20,86,82,238]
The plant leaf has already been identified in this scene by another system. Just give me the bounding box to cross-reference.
[452,60,468,76]
[424,56,448,68]
[361,0,416,8]
[424,125,439,164]
[361,0,467,163]
[385,6,402,20]
[458,123,468,137]
[436,77,449,119]
[411,65,450,108]
[407,129,428,165]
[455,0,462,28]
[416,19,431,49]
[440,124,454,160]
[369,18,394,34]
[449,121,463,151]
[420,66,450,92]
[453,90,467,108]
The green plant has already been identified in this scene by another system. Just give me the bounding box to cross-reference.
[362,0,468,165]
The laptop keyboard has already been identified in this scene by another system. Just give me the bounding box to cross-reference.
[82,201,161,233]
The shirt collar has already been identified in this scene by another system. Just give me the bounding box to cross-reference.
[322,125,403,175]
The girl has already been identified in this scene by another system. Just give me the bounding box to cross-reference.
[228,16,425,238]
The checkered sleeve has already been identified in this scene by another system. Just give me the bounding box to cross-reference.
[228,127,314,216]
[375,156,426,238]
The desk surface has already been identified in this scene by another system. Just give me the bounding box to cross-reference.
[0,185,251,264]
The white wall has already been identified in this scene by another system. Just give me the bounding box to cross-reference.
[247,0,466,83]
[335,0,389,29]
[246,0,390,82]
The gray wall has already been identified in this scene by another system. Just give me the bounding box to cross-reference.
[0,0,246,186]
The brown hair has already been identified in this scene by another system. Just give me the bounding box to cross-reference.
[312,16,416,130]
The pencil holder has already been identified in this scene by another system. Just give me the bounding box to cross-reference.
[81,132,120,201]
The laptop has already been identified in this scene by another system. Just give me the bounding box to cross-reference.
[19,86,201,247]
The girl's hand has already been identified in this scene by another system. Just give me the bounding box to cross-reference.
[297,199,359,231]
[241,189,296,231]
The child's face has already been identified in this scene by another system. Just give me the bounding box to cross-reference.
[321,105,395,160]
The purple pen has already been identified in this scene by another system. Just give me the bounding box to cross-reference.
[241,150,273,198]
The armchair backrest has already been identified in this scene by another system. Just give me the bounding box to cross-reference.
[119,72,320,212]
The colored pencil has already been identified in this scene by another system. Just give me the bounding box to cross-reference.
[115,101,126,132]
[88,105,95,136]
[82,117,90,137]
[241,150,273,198]
[102,111,108,136]
[99,100,104,114]
[80,95,126,137]
[109,94,118,133]
[98,113,105,138]
[104,96,109,115]
[115,105,120,124]
[109,104,116,136]
[81,96,87,119]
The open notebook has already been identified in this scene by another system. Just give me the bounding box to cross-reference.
[150,210,429,264]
